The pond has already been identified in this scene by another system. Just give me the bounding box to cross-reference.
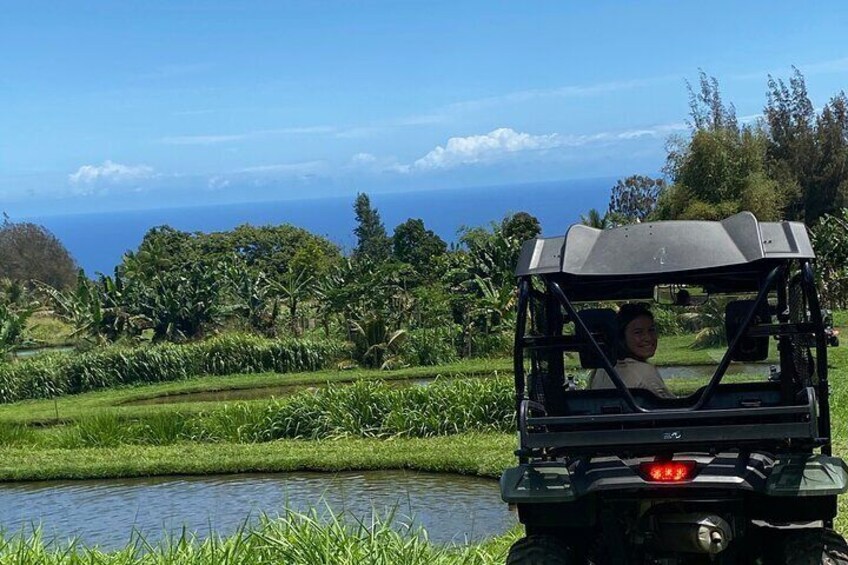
[658,363,771,380]
[0,471,513,550]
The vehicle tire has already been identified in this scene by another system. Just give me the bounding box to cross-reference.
[506,535,573,564]
[781,528,848,564]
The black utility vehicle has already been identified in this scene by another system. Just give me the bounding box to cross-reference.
[501,213,848,564]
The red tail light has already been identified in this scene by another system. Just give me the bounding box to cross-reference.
[640,461,696,482]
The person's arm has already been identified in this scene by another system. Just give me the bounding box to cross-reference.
[636,365,675,399]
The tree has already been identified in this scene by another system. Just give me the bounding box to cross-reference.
[763,68,817,221]
[353,193,391,263]
[657,74,787,221]
[0,216,78,289]
[811,93,848,222]
[500,212,541,243]
[392,218,447,277]
[811,209,848,307]
[608,175,665,223]
[579,208,609,228]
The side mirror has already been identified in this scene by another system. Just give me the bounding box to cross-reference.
[654,284,709,306]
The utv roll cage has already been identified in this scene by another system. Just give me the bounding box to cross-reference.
[513,212,831,460]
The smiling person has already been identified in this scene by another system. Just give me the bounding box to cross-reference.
[588,303,675,398]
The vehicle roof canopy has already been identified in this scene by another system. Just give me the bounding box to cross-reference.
[515,212,814,301]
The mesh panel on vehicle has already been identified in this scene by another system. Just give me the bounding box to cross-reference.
[789,273,817,387]
[526,290,549,404]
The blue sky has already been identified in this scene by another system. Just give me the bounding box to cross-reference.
[2,0,848,216]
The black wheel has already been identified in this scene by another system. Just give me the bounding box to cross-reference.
[780,528,848,564]
[507,534,573,564]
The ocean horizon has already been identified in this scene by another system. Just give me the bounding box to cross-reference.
[27,178,613,276]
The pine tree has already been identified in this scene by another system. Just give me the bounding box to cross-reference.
[353,193,391,262]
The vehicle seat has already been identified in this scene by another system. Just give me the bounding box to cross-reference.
[576,308,618,369]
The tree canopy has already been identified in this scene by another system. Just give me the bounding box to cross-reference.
[0,217,79,289]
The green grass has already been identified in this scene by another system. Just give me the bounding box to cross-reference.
[0,433,514,480]
[23,313,75,347]
[0,357,512,426]
[0,511,518,564]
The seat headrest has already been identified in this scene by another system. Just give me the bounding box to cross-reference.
[576,308,618,369]
[725,300,771,362]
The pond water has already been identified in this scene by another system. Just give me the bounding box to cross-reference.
[659,363,771,380]
[0,471,513,550]
[12,346,75,358]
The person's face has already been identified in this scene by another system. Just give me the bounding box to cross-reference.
[624,315,658,361]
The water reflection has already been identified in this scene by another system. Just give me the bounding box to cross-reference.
[0,471,512,550]
[658,363,770,380]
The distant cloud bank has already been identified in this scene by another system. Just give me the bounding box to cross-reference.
[68,160,155,187]
[410,128,559,171]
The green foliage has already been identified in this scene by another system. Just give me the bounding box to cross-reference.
[222,262,279,336]
[764,70,848,223]
[579,208,610,228]
[660,123,787,221]
[651,305,684,336]
[0,216,79,289]
[0,302,33,355]
[25,376,513,447]
[392,218,447,278]
[402,326,460,366]
[353,192,392,263]
[812,209,848,308]
[608,175,665,223]
[681,299,729,349]
[0,335,345,404]
[500,211,541,243]
[0,512,508,564]
[350,316,407,369]
[133,260,225,342]
[253,377,514,441]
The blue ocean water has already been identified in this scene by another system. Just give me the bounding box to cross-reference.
[30,179,612,275]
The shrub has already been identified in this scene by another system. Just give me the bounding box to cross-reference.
[402,327,460,366]
[0,335,346,403]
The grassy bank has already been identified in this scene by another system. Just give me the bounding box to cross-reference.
[0,358,512,426]
[0,433,513,481]
[0,512,517,565]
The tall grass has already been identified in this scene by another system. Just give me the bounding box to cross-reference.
[34,377,514,448]
[0,334,346,404]
[0,511,509,564]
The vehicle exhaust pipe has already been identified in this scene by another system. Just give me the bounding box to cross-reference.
[650,514,733,555]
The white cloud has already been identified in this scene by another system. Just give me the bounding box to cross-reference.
[160,126,337,146]
[403,123,688,173]
[160,134,248,145]
[207,176,230,190]
[237,161,326,175]
[68,160,155,186]
[351,152,377,164]
[411,128,560,171]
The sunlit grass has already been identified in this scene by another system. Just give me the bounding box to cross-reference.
[0,510,517,564]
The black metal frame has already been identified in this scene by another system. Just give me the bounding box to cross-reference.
[513,259,831,459]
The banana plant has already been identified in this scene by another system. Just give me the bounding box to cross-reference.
[349,315,407,369]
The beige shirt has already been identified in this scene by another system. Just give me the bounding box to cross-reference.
[588,357,674,399]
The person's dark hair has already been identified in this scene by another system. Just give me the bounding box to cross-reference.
[616,303,654,359]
